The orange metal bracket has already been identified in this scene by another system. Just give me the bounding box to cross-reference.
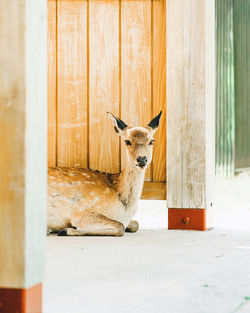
[168,208,206,231]
[0,283,42,313]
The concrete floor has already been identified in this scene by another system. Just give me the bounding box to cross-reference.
[44,174,250,313]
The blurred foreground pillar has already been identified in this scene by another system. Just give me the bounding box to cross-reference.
[0,0,47,312]
[166,0,215,230]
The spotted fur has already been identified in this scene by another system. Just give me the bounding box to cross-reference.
[47,112,162,236]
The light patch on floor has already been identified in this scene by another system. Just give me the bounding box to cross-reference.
[213,173,250,231]
[135,200,167,229]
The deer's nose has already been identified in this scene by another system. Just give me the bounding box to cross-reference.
[137,156,147,168]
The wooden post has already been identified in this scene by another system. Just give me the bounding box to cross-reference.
[0,1,47,312]
[166,0,215,230]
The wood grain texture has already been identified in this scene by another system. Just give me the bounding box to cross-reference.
[121,0,152,181]
[47,0,167,185]
[47,0,57,167]
[166,0,215,209]
[167,0,205,208]
[57,0,87,167]
[152,0,166,182]
[0,0,46,288]
[0,0,25,287]
[205,0,215,207]
[89,0,120,173]
[141,182,166,200]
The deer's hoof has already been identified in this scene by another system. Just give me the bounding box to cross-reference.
[58,229,67,236]
[125,220,139,233]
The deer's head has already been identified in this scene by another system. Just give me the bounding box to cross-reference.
[108,111,162,171]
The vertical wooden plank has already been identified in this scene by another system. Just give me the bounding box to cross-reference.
[0,0,26,288]
[57,0,87,167]
[121,0,152,180]
[47,0,57,167]
[89,0,120,173]
[167,0,215,209]
[152,0,166,182]
[0,0,46,290]
[167,0,206,208]
[205,0,215,208]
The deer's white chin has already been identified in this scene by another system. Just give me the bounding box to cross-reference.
[135,164,147,171]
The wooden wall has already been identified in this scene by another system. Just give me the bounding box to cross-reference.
[47,0,166,182]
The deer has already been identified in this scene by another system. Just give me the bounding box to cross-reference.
[47,111,162,236]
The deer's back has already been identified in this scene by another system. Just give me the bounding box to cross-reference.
[47,167,124,231]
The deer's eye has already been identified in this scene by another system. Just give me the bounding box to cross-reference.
[125,140,132,146]
[149,140,155,145]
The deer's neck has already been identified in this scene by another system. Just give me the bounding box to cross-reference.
[117,167,145,208]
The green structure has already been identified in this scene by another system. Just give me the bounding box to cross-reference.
[216,0,250,176]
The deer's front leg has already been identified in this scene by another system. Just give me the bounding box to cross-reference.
[58,213,125,237]
[125,220,139,233]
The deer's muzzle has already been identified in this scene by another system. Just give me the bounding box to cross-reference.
[137,156,147,168]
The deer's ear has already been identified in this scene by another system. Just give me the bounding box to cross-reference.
[107,112,127,137]
[148,111,162,135]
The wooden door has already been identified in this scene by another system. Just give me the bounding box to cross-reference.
[47,0,166,198]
